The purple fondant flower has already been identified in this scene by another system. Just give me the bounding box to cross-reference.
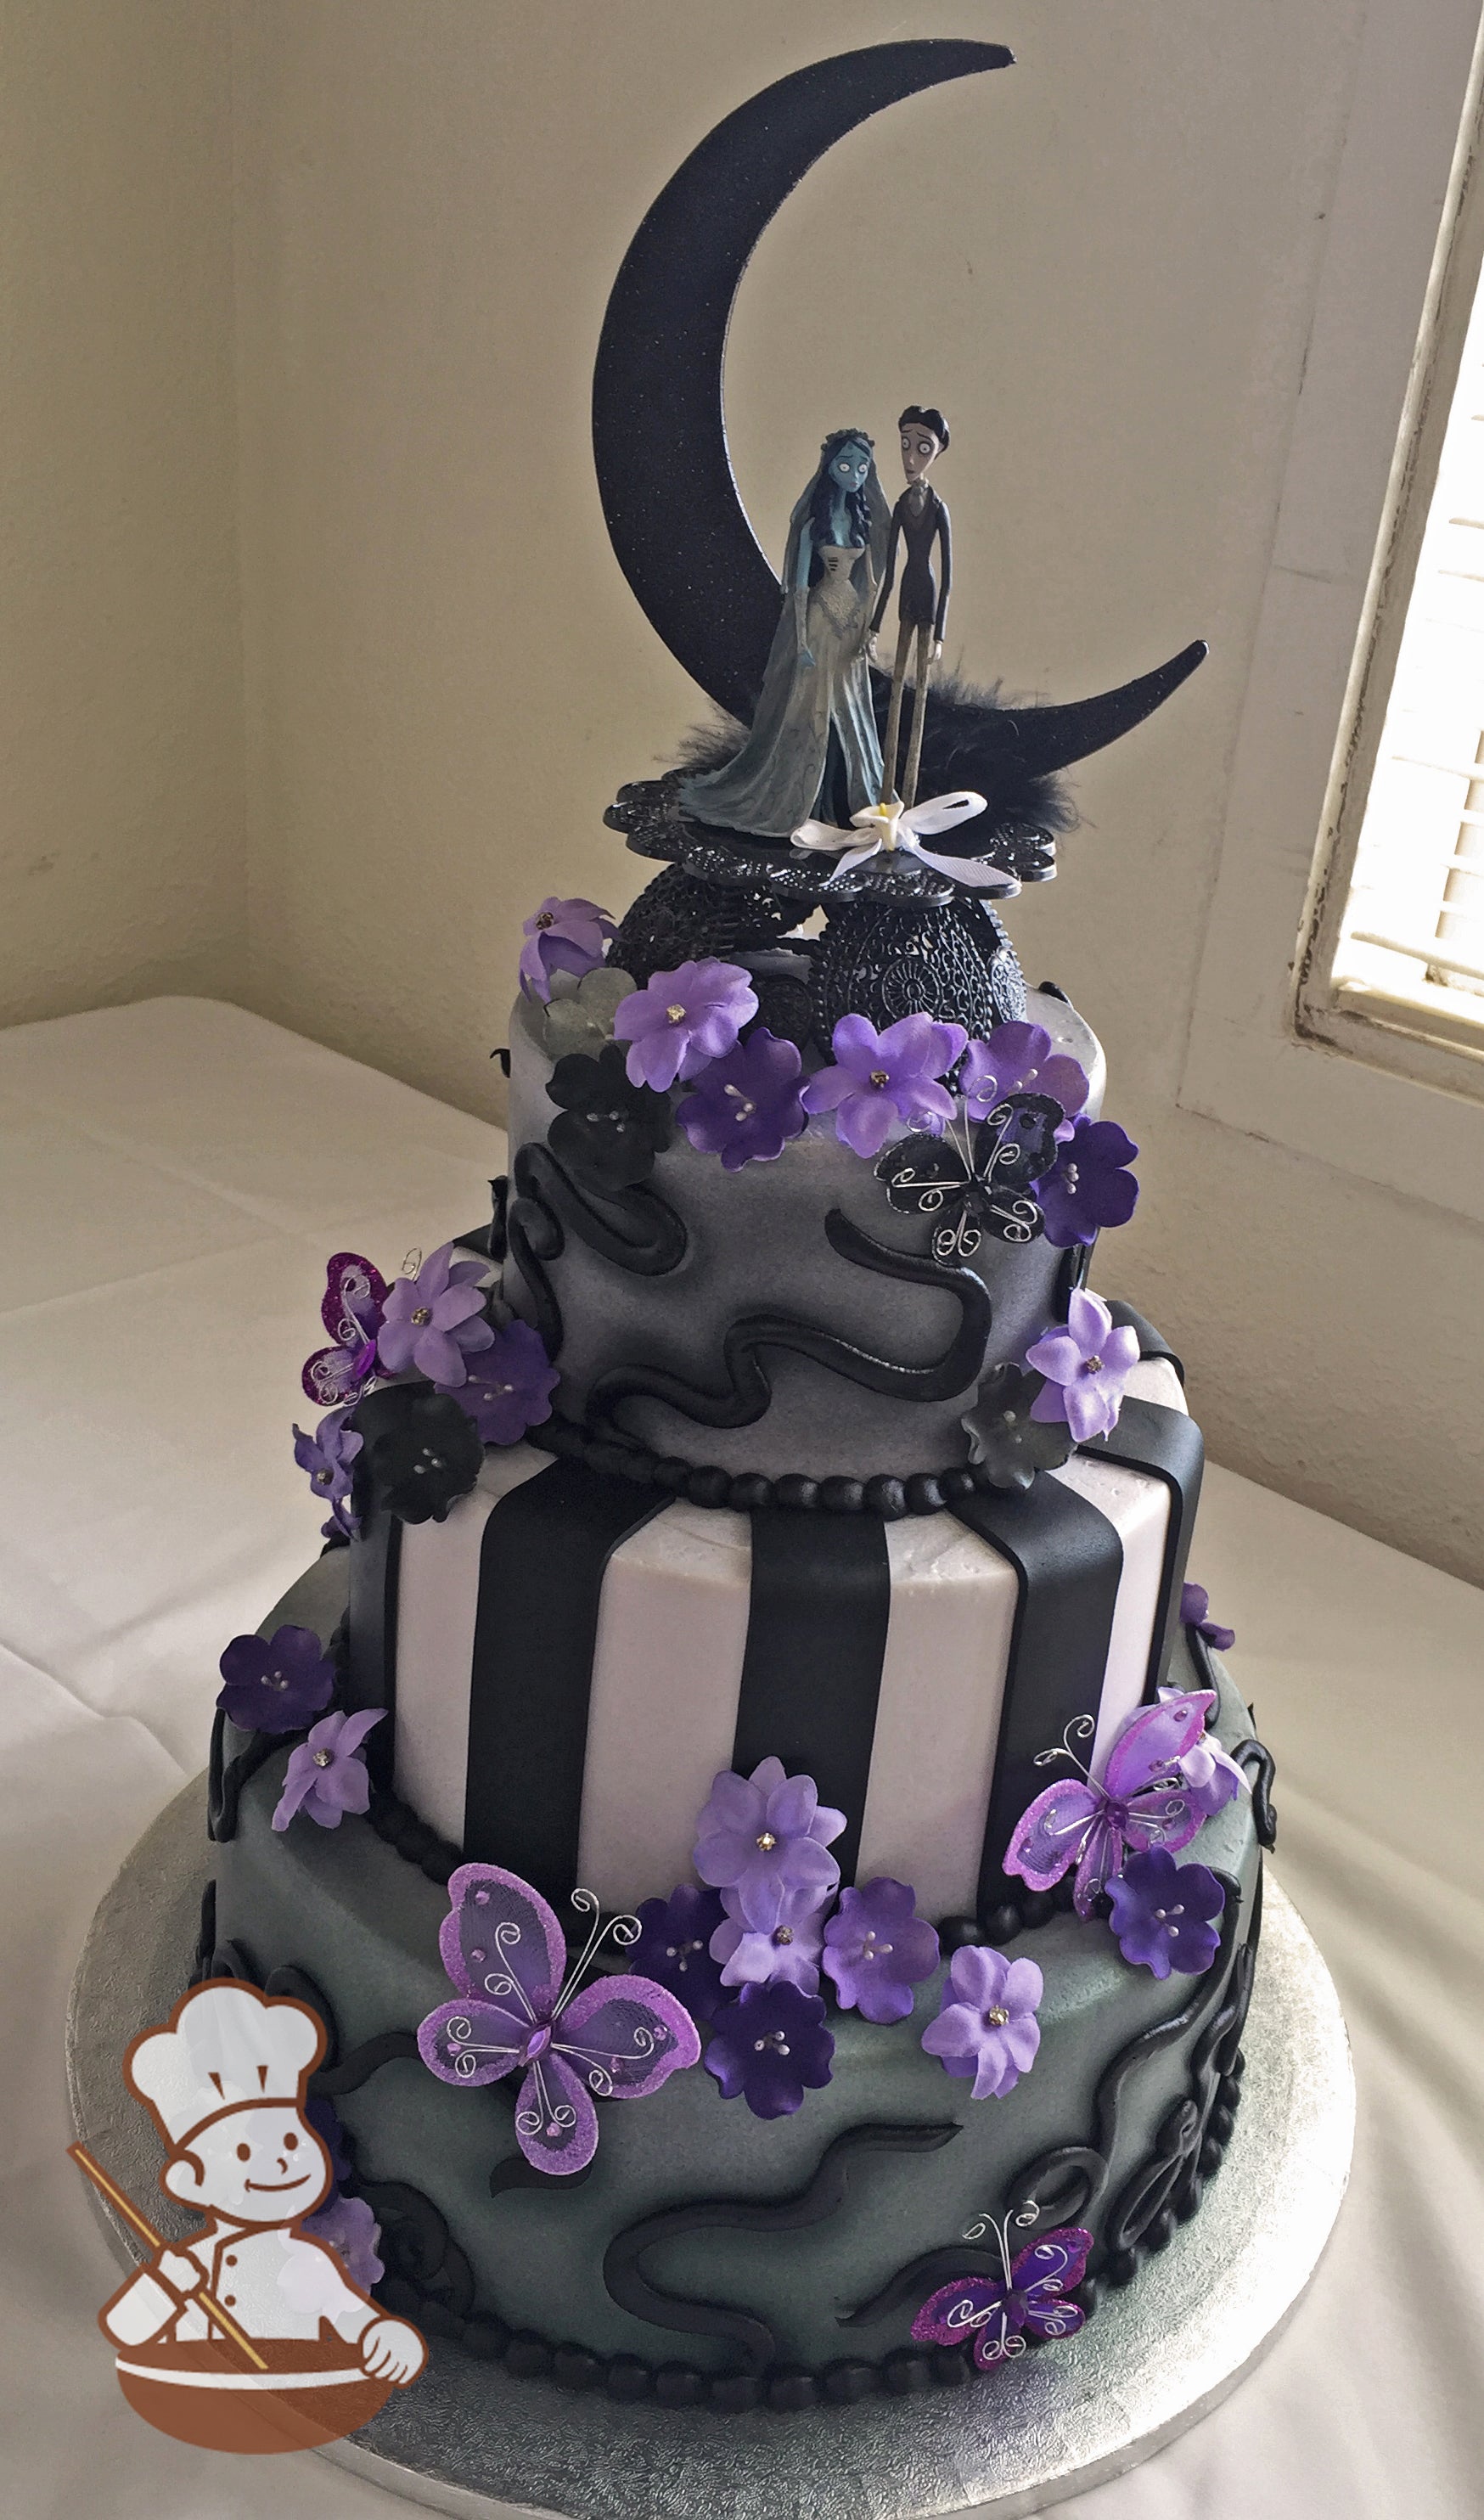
[518,896,616,1003]
[920,1946,1043,2098]
[693,1756,846,1931]
[801,1013,967,1159]
[216,1625,336,1735]
[959,1023,1089,1125]
[417,1863,700,2174]
[1181,1582,1236,1655]
[446,1316,559,1446]
[1026,1288,1141,1443]
[613,959,759,1093]
[822,1879,941,2024]
[272,1707,383,1831]
[630,1884,728,2022]
[293,1408,363,1540]
[711,1884,829,1996]
[377,1244,494,1387]
[704,1981,835,2119]
[1107,1848,1226,1978]
[1034,1117,1139,1248]
[676,1028,807,1169]
[303,2193,384,2289]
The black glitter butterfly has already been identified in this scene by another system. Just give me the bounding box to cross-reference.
[876,1094,1065,1261]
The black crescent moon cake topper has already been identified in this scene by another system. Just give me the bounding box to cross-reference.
[592,40,1206,828]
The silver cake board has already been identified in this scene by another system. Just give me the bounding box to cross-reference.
[68,1774,1353,2520]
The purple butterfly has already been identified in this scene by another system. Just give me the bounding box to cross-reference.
[1004,1692,1216,1919]
[416,1864,701,2175]
[301,1251,389,1410]
[912,2217,1093,2371]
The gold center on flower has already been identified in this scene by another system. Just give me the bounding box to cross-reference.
[535,912,554,929]
[666,1003,687,1023]
[1083,1355,1102,1374]
[411,1306,431,1326]
[773,1927,793,1945]
[984,2005,1009,2027]
[312,1749,334,1769]
[756,1830,777,1852]
[869,1068,890,1088]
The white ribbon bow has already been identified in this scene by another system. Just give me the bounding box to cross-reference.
[790,791,1019,892]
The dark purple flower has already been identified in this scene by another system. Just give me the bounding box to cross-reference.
[1026,1288,1141,1443]
[676,1028,807,1169]
[445,1317,558,1446]
[711,1885,829,1996]
[377,1243,494,1387]
[216,1625,335,1735]
[959,1023,1089,1124]
[613,959,759,1092]
[693,1756,845,1931]
[302,2193,384,2288]
[1107,1848,1226,1978]
[801,1013,967,1159]
[630,1884,728,2022]
[822,1879,940,2024]
[306,2094,351,2192]
[272,1707,383,1831]
[920,1945,1043,2098]
[518,896,616,1003]
[960,1364,1075,1491]
[293,1408,363,1539]
[1181,1582,1236,1655]
[1034,1117,1139,1248]
[361,1383,485,1522]
[547,1043,674,1191]
[704,1981,835,2118]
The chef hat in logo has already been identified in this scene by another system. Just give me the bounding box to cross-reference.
[126,1983,323,2149]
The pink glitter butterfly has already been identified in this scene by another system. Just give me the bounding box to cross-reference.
[913,2213,1093,2371]
[1004,1692,1215,1918]
[301,1252,388,1410]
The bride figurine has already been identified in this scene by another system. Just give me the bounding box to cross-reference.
[680,429,892,839]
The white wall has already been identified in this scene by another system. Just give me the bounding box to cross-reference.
[0,0,244,1024]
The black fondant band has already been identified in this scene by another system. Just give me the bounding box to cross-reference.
[463,1460,669,1903]
[731,1511,892,1884]
[950,1482,1124,1915]
[346,1508,402,1793]
[1082,1397,1204,1699]
[1105,1300,1185,1385]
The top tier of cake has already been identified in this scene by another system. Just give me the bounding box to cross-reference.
[501,976,1104,1487]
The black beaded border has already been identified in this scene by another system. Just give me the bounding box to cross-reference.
[531,1411,1022,1521]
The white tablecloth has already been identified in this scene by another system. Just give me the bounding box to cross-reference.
[1,996,1479,2518]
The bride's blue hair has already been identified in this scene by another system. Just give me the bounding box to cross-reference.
[805,429,875,577]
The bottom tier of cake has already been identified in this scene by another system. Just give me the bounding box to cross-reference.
[204,1634,1263,2412]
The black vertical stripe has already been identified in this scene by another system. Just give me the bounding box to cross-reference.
[730,1510,891,1886]
[950,1482,1123,1916]
[464,1460,669,1903]
[346,1508,402,1793]
[1082,1397,1204,1700]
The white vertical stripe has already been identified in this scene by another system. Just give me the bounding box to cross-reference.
[577,1501,754,1912]
[856,1516,1019,1918]
[1051,1454,1172,1775]
[392,1443,549,1847]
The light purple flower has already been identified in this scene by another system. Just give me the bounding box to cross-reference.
[1026,1288,1141,1443]
[703,1981,835,2119]
[376,1244,495,1387]
[1181,1582,1236,1655]
[293,1408,363,1540]
[1034,1117,1139,1248]
[676,1028,807,1169]
[711,1884,829,1996]
[612,959,759,1092]
[693,1755,845,1932]
[801,1013,968,1159]
[822,1879,941,2024]
[518,896,616,1003]
[272,1707,384,1831]
[444,1317,559,1446]
[1155,1685,1248,1820]
[216,1625,335,1735]
[1107,1848,1225,1978]
[920,1946,1043,2099]
[303,2193,384,2289]
[959,1023,1089,1125]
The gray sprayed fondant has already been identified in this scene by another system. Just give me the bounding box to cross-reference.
[211,1657,1259,2383]
[501,984,1105,1482]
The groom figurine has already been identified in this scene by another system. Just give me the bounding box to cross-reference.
[870,406,952,807]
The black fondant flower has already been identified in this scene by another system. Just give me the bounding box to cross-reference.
[546,1043,674,1191]
[960,1364,1074,1492]
[363,1385,484,1524]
